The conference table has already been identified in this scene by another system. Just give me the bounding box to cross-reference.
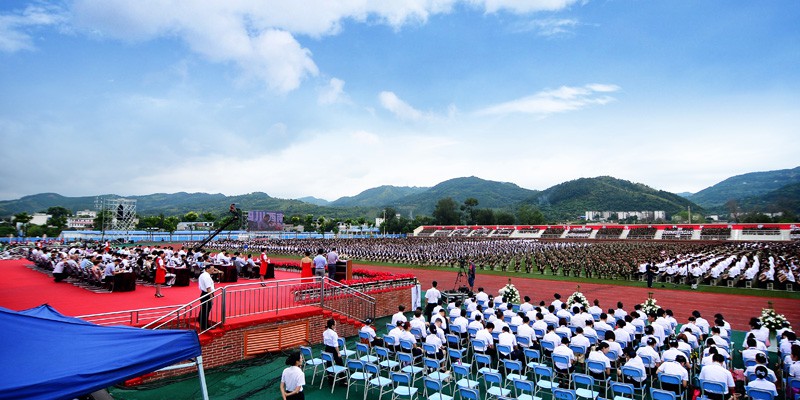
[112,272,137,292]
[168,267,192,287]
[213,265,238,283]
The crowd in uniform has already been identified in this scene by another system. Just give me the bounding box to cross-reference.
[191,238,799,288]
[320,284,800,400]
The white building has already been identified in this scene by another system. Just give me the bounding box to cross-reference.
[585,210,666,222]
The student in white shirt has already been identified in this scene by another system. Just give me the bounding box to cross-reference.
[746,366,778,397]
[516,316,536,348]
[655,354,689,396]
[744,353,776,382]
[391,305,407,326]
[322,319,344,384]
[698,354,735,400]
[619,347,646,388]
[424,281,441,320]
[587,342,612,380]
[281,351,305,400]
[425,326,445,360]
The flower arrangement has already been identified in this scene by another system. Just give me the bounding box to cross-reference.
[567,290,590,310]
[760,307,790,332]
[640,297,661,316]
[498,279,521,304]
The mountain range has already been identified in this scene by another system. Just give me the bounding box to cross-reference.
[1,166,797,222]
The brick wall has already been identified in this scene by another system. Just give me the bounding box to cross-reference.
[136,284,412,385]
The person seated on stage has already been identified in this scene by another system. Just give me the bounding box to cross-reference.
[215,251,231,266]
[52,257,69,283]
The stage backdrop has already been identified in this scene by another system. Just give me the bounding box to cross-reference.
[247,210,284,231]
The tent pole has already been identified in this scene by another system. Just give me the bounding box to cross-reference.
[196,356,209,400]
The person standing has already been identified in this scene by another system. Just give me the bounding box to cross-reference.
[326,248,339,280]
[313,249,327,278]
[299,251,313,283]
[154,251,166,298]
[198,264,215,331]
[646,262,655,288]
[280,351,305,400]
[468,260,476,291]
[424,281,441,321]
[259,251,271,284]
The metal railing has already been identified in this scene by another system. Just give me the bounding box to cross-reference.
[79,304,187,326]
[79,276,379,334]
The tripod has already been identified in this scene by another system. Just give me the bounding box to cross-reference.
[453,258,467,291]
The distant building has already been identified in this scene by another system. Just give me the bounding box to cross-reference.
[67,210,97,230]
[176,221,214,231]
[585,210,666,222]
[30,213,51,226]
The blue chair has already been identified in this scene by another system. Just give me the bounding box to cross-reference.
[554,388,578,400]
[320,351,349,392]
[391,371,419,400]
[650,388,677,400]
[424,376,453,400]
[586,359,611,398]
[397,351,425,385]
[517,335,531,348]
[496,344,513,367]
[502,359,526,387]
[523,348,544,373]
[657,372,685,400]
[475,353,499,377]
[357,342,378,364]
[572,373,599,400]
[698,379,727,400]
[534,328,545,339]
[458,387,481,400]
[484,371,512,399]
[472,339,488,355]
[300,346,325,386]
[446,334,462,350]
[411,327,425,340]
[384,335,398,355]
[364,362,393,400]
[453,363,479,391]
[424,357,451,388]
[533,365,559,398]
[467,327,479,339]
[399,339,421,363]
[375,346,400,371]
[448,348,467,370]
[421,343,440,359]
[620,365,647,399]
[345,359,371,400]
[540,340,556,361]
[513,378,536,400]
[610,382,636,400]
[744,359,757,368]
[552,354,573,386]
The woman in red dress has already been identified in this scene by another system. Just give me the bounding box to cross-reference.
[259,252,271,284]
[300,251,313,282]
[154,251,166,298]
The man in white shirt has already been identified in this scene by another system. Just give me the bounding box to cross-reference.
[551,293,563,310]
[698,354,734,400]
[532,313,548,338]
[570,327,591,350]
[468,315,485,337]
[475,287,489,305]
[520,296,534,313]
[595,314,614,333]
[391,305,408,326]
[614,302,627,320]
[410,309,427,340]
[636,337,662,373]
[475,322,496,360]
[517,316,536,348]
[614,320,631,346]
[498,326,519,360]
[588,299,603,318]
[453,309,469,339]
[741,337,765,365]
[424,281,441,321]
[693,310,710,336]
[198,264,215,331]
[360,319,383,347]
[542,326,561,356]
[619,348,646,388]
[552,337,575,378]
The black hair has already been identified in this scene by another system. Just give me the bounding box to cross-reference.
[326,319,335,329]
[286,351,302,366]
[755,365,768,380]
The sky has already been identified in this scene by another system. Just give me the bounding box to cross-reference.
[1,1,799,202]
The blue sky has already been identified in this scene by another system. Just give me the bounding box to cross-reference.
[1,1,798,202]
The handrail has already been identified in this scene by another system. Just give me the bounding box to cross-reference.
[319,277,376,323]
[78,304,185,326]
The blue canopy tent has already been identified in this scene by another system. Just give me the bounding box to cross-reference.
[0,305,206,400]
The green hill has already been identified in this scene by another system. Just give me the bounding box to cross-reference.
[394,176,539,215]
[331,185,428,208]
[735,182,800,215]
[689,166,800,208]
[525,176,700,221]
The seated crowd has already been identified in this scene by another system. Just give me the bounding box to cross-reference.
[338,287,799,400]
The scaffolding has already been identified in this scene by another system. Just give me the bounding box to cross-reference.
[95,197,137,232]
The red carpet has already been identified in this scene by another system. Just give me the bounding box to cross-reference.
[0,259,300,317]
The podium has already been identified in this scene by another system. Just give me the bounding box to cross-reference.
[334,260,352,281]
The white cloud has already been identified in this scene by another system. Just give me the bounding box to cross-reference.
[379,91,426,121]
[67,0,582,92]
[473,0,583,14]
[0,4,66,52]
[512,18,579,37]
[318,78,348,105]
[476,83,620,116]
